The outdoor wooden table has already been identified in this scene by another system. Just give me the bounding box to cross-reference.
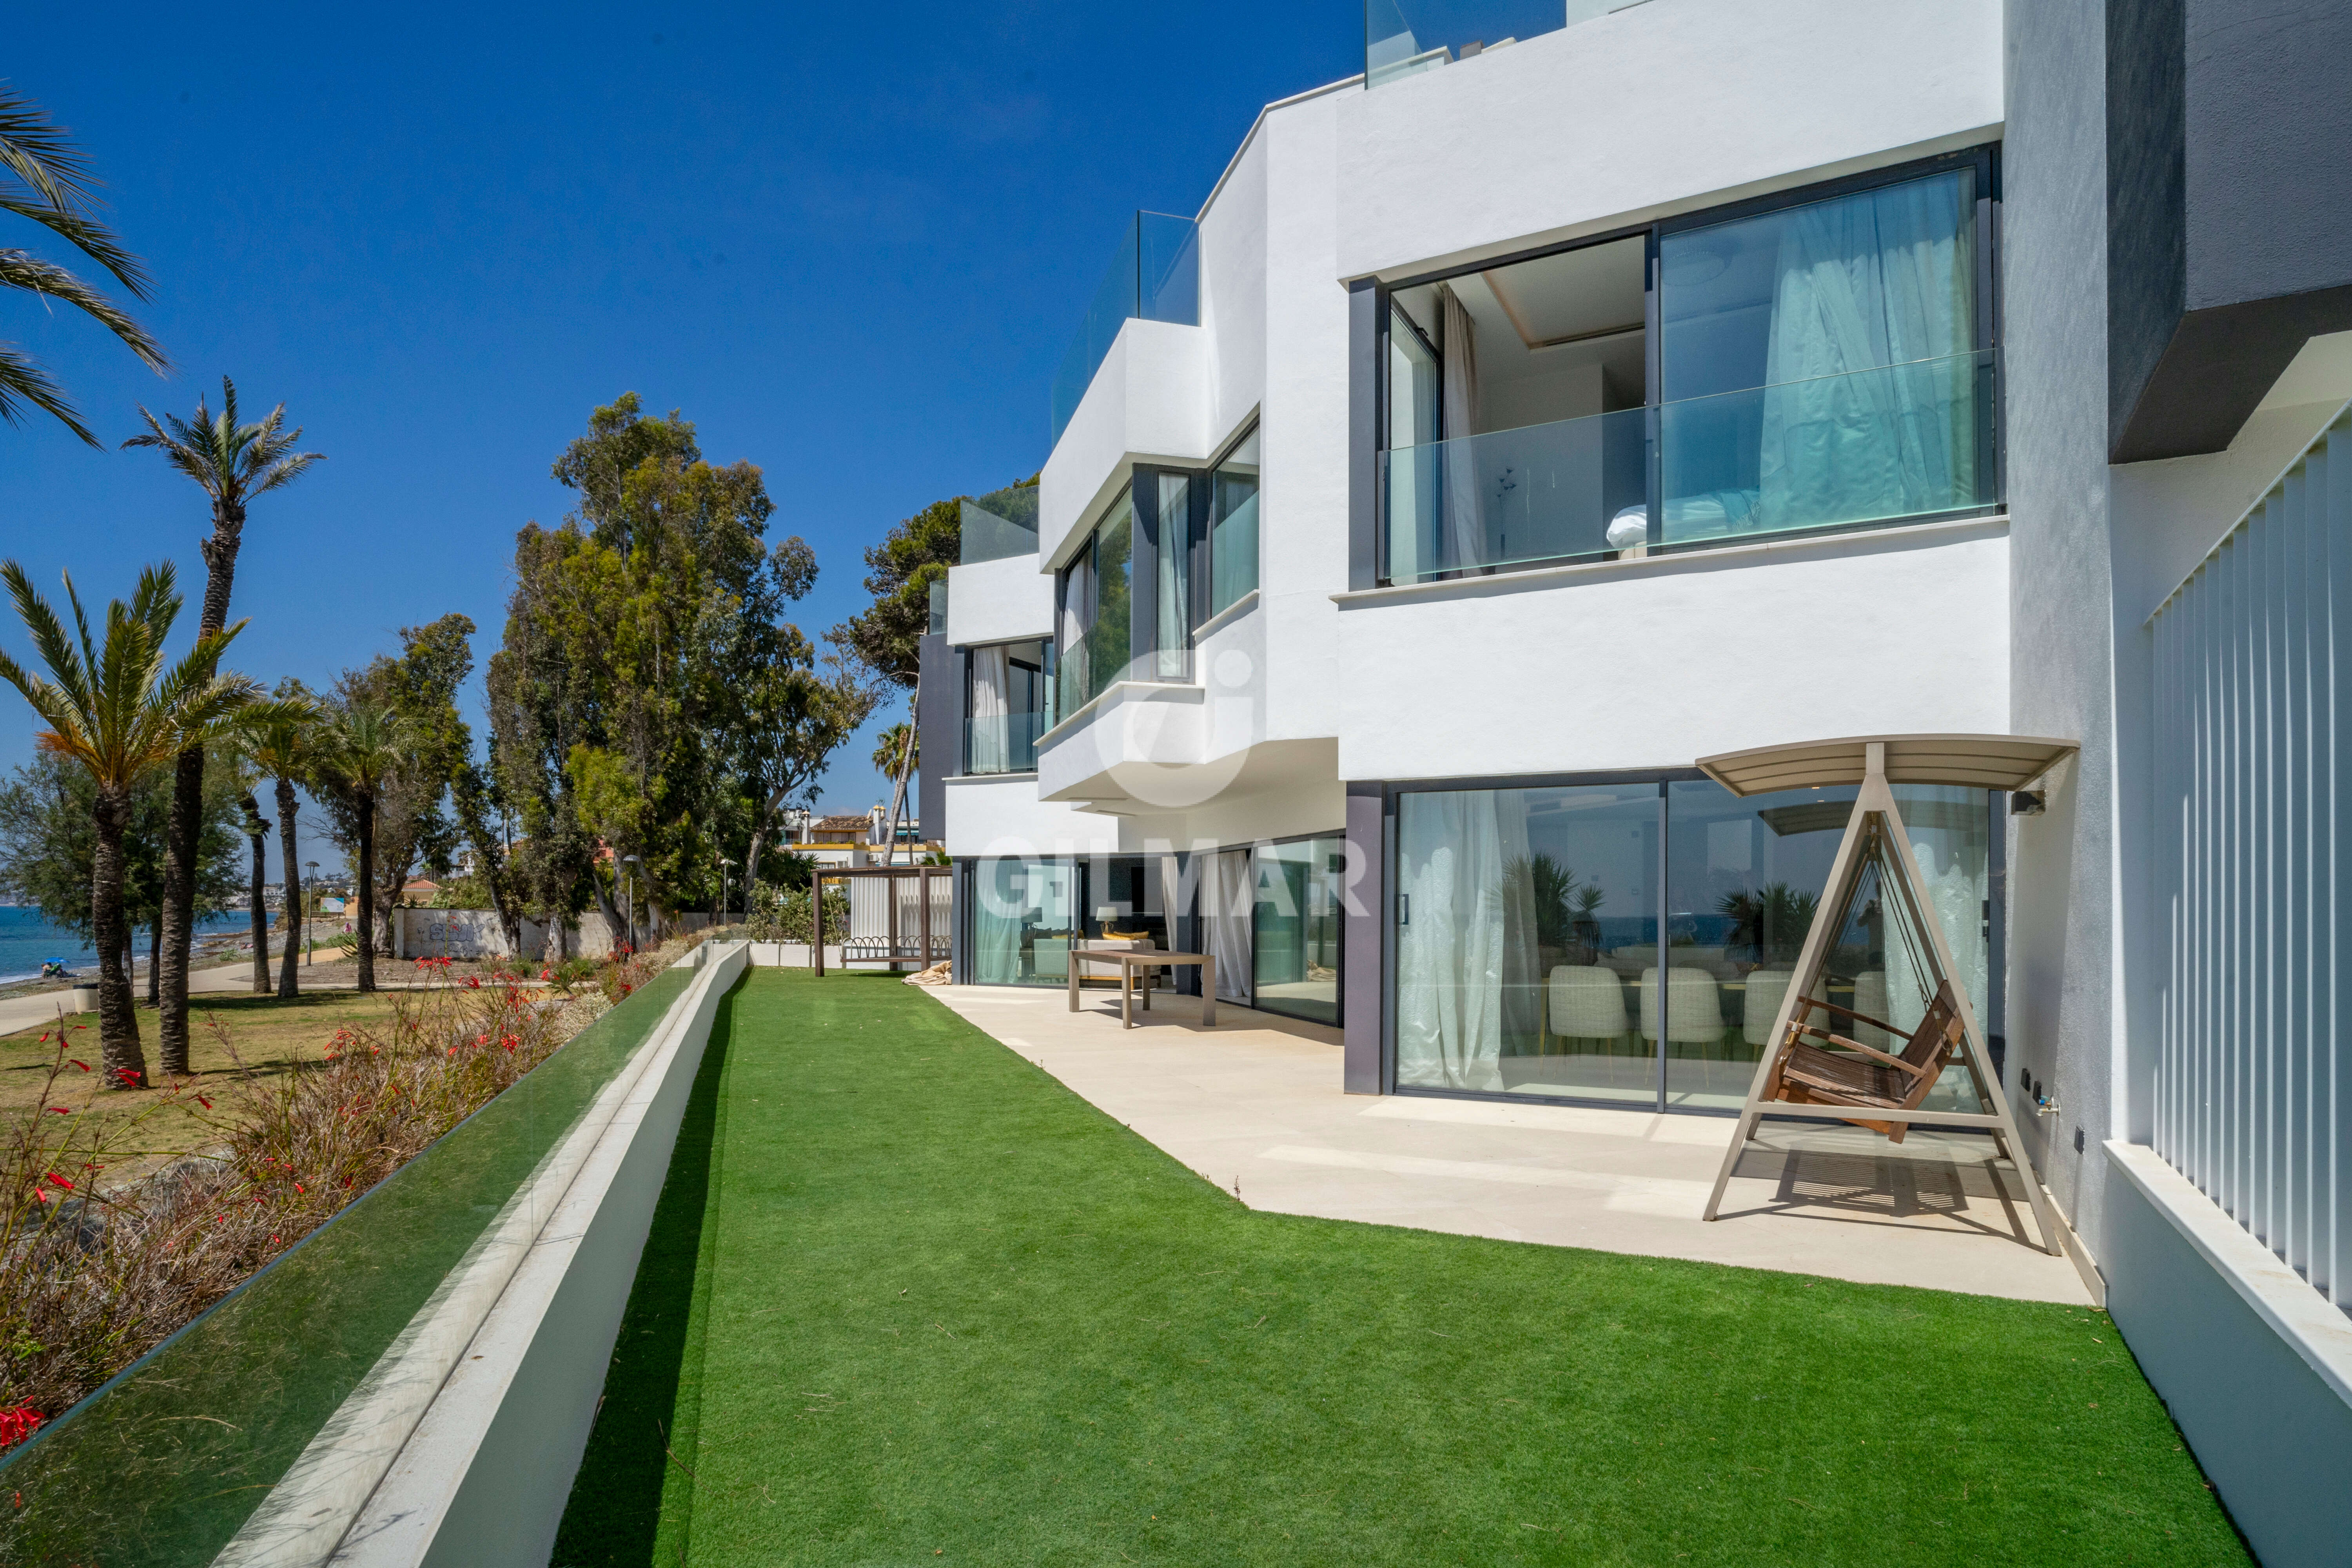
[1066,946,1216,1029]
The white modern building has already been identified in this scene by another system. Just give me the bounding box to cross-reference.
[913,4,2352,1559]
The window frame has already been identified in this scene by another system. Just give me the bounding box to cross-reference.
[1370,143,2004,587]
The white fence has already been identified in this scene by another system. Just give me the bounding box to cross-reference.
[2150,405,2352,1310]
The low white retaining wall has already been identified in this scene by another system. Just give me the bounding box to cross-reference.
[744,941,844,967]
[216,940,748,1567]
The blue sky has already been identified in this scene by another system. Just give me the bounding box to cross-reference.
[0,2,1358,878]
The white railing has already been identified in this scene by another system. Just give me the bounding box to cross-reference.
[2150,404,2352,1311]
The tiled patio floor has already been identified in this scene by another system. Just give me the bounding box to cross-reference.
[927,983,2093,1305]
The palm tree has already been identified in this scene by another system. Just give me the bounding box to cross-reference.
[0,561,256,1087]
[0,85,169,445]
[316,704,407,993]
[233,696,325,998]
[123,378,322,1071]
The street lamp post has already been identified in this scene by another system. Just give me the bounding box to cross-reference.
[717,857,736,928]
[305,862,319,966]
[622,854,642,955]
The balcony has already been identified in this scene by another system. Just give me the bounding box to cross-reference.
[1380,351,1996,583]
[965,710,1048,776]
[1050,211,1199,447]
[1366,0,1656,87]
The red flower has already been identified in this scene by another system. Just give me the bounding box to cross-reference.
[68,1059,88,1073]
[0,1406,42,1448]
[293,1184,304,1194]
[47,1107,69,1116]
[196,1095,212,1110]
[43,1173,73,1192]
[465,975,481,989]
[269,1234,280,1245]
[110,1067,141,1089]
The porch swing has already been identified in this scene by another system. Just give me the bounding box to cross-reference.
[1694,734,2077,1259]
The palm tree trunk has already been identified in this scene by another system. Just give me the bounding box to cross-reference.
[146,916,160,1007]
[158,499,248,1071]
[156,742,203,1074]
[276,776,302,998]
[243,793,270,994]
[356,793,377,993]
[91,786,146,1088]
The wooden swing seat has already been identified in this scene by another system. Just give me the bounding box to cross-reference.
[1764,981,1964,1143]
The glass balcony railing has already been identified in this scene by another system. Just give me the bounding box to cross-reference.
[1049,211,1199,447]
[965,710,1049,775]
[926,576,947,635]
[1366,0,1654,87]
[1380,351,1997,583]
[960,481,1040,566]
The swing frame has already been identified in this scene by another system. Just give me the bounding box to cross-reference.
[1696,736,2074,1259]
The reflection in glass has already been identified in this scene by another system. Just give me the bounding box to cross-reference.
[1661,781,1989,1109]
[1252,837,1345,1024]
[970,859,1076,986]
[1052,212,1200,445]
[1056,494,1134,717]
[1396,784,1659,1102]
[1210,427,1260,617]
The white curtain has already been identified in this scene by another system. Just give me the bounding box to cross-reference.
[1439,284,1485,572]
[1757,172,1976,531]
[1205,848,1252,1002]
[1396,790,1537,1090]
[969,645,1011,773]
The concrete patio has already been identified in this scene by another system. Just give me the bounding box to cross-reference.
[926,982,2093,1305]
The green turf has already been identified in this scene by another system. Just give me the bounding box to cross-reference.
[554,969,2244,1567]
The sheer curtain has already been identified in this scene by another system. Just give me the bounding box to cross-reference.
[969,645,1011,774]
[1439,284,1485,573]
[1205,848,1251,1002]
[1756,171,1976,531]
[1396,790,1537,1090]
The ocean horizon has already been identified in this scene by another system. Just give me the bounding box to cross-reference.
[0,905,260,986]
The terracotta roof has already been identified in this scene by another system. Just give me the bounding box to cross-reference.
[813,815,872,831]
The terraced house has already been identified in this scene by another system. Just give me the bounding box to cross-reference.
[914,1,2352,1559]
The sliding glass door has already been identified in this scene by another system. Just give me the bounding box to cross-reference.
[1251,836,1345,1025]
[1394,777,1994,1112]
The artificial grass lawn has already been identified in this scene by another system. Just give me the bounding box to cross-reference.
[555,969,2244,1567]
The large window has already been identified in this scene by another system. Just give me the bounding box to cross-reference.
[1377,152,1997,583]
[1394,777,1993,1111]
[967,856,1171,987]
[964,638,1051,775]
[1251,835,1345,1025]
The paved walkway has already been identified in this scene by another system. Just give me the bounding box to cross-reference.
[926,983,2093,1305]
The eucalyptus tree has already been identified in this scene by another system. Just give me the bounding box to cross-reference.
[233,693,326,998]
[0,561,257,1086]
[315,704,408,993]
[122,378,322,1064]
[0,85,169,443]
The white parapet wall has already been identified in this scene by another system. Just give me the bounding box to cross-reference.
[214,939,749,1568]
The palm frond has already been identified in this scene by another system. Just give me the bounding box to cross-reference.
[0,250,166,372]
[0,85,94,212]
[0,338,94,446]
[0,192,149,299]
[0,560,93,723]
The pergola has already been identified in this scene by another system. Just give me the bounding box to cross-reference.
[810,863,949,976]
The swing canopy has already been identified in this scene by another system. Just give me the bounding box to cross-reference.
[1697,732,2077,797]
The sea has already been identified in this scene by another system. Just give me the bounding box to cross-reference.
[0,905,256,986]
